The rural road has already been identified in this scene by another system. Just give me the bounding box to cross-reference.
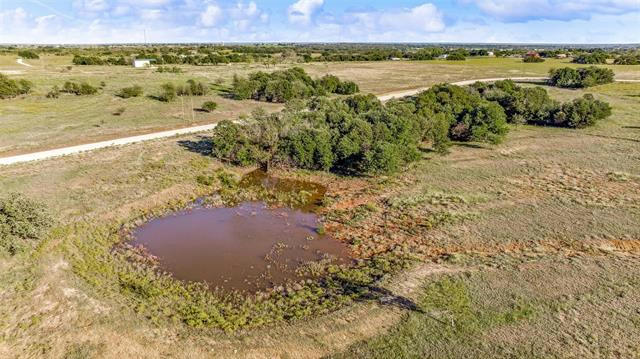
[1,76,637,166]
[16,58,34,67]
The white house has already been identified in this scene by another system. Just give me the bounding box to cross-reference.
[132,59,154,68]
[438,54,449,59]
[487,51,495,57]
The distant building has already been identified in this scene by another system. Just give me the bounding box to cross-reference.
[524,51,541,59]
[556,53,567,59]
[132,59,154,68]
[487,51,495,57]
[438,54,449,59]
[390,57,402,61]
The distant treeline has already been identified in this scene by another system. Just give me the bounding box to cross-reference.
[3,44,638,65]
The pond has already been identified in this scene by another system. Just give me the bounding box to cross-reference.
[129,171,350,292]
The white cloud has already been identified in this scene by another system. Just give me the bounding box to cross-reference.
[466,0,640,21]
[140,9,164,21]
[200,4,222,27]
[231,1,268,30]
[74,0,110,12]
[288,0,324,25]
[378,3,445,32]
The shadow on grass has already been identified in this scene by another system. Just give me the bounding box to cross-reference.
[178,136,212,156]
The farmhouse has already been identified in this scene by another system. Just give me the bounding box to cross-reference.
[132,58,154,68]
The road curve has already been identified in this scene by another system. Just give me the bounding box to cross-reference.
[1,76,635,166]
[16,58,34,67]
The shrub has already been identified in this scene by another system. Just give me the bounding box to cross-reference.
[202,101,218,112]
[158,83,176,102]
[548,67,614,88]
[335,81,359,95]
[552,94,612,128]
[61,81,98,95]
[523,56,544,63]
[116,85,143,98]
[18,50,39,59]
[176,79,208,96]
[156,66,182,73]
[46,85,60,99]
[0,193,53,255]
[446,52,466,61]
[0,74,32,99]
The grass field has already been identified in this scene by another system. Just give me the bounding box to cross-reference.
[0,59,639,358]
[1,56,639,156]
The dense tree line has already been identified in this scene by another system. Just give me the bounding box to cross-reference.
[231,68,359,103]
[211,80,612,175]
[0,74,32,99]
[548,67,614,88]
[72,55,127,66]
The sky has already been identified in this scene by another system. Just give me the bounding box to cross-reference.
[0,0,639,44]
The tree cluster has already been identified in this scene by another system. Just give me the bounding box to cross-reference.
[572,51,608,64]
[0,74,32,99]
[212,85,510,175]
[18,50,39,59]
[614,54,640,65]
[474,80,612,128]
[72,55,127,66]
[231,68,359,103]
[156,79,208,101]
[548,67,615,88]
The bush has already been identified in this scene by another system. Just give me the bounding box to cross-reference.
[156,66,182,73]
[548,67,614,88]
[116,85,143,98]
[202,101,218,112]
[335,81,360,95]
[552,94,612,128]
[446,52,466,61]
[0,74,32,99]
[0,193,52,255]
[158,83,177,102]
[61,81,98,95]
[46,85,60,99]
[523,56,544,63]
[176,79,208,96]
[18,50,39,59]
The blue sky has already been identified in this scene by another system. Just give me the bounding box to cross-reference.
[0,0,639,44]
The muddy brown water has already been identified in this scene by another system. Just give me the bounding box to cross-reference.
[130,172,350,292]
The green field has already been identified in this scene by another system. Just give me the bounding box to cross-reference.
[1,58,639,358]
